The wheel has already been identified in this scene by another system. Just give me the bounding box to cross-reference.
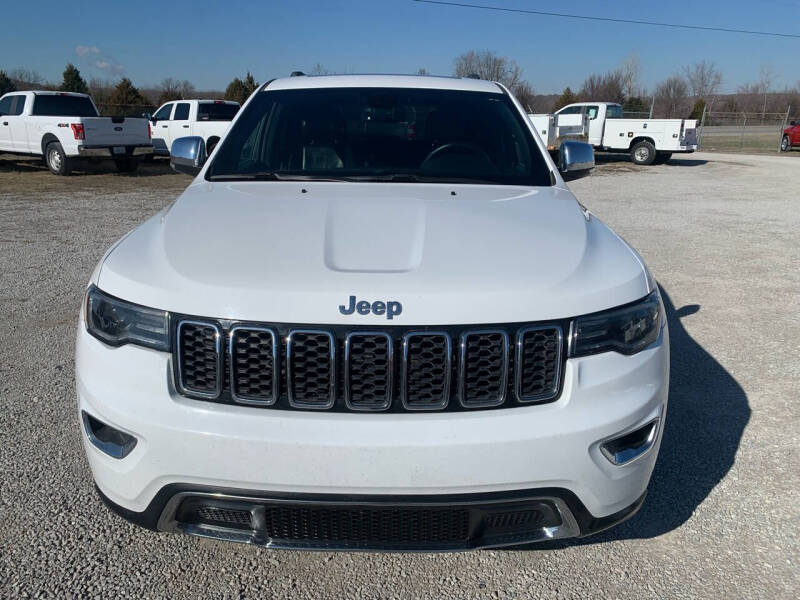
[45,142,72,175]
[781,136,791,152]
[653,152,672,165]
[114,157,139,173]
[630,140,656,165]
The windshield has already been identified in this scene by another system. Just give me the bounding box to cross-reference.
[207,87,552,185]
[32,95,98,117]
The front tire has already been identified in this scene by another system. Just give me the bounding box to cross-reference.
[114,157,139,173]
[45,142,72,175]
[781,136,791,152]
[631,140,656,165]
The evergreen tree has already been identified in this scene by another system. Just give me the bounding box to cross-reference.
[552,87,577,112]
[689,98,707,121]
[60,63,89,94]
[0,70,16,96]
[107,78,148,113]
[224,72,259,104]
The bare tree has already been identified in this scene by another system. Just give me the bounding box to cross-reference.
[453,50,523,88]
[580,69,625,103]
[683,61,722,109]
[8,68,47,90]
[156,77,195,104]
[453,50,535,109]
[416,68,430,76]
[620,54,641,99]
[654,76,689,118]
[758,65,776,119]
[309,63,330,75]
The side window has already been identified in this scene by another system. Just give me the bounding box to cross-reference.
[10,96,26,115]
[173,103,190,121]
[558,105,582,115]
[153,103,173,121]
[0,96,12,116]
[586,106,599,120]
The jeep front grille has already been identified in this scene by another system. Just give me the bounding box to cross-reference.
[174,320,564,412]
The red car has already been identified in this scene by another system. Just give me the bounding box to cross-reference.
[781,120,800,151]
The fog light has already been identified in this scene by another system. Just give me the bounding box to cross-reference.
[81,411,137,459]
[600,419,658,466]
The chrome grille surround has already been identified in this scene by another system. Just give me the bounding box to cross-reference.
[229,325,279,406]
[401,332,453,411]
[286,330,336,410]
[457,330,510,408]
[514,325,563,403]
[175,320,223,399]
[344,332,394,412]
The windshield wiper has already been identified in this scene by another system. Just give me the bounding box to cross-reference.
[208,172,352,182]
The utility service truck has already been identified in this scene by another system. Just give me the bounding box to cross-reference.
[0,91,153,175]
[552,102,698,164]
[148,99,239,156]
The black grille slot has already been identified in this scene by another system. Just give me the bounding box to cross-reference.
[484,509,542,530]
[516,326,562,402]
[403,333,451,410]
[230,327,278,404]
[345,333,393,410]
[195,506,253,528]
[460,331,508,407]
[177,322,221,397]
[263,505,470,544]
[287,331,335,408]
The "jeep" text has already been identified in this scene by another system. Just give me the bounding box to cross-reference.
[339,296,402,320]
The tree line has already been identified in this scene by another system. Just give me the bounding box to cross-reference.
[2,54,797,120]
[0,64,261,114]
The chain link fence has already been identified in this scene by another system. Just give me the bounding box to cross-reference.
[697,108,792,154]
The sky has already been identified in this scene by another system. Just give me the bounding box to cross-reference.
[2,0,799,95]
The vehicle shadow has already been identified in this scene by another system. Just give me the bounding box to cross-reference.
[512,286,750,549]
[0,155,176,177]
[594,153,709,167]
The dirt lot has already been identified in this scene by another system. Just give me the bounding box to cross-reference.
[1,152,798,599]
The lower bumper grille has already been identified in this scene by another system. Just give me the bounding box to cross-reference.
[167,493,573,551]
[174,319,565,412]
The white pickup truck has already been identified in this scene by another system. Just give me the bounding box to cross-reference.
[0,91,153,175]
[532,102,698,165]
[148,99,239,156]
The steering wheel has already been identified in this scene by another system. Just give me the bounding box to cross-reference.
[420,142,492,169]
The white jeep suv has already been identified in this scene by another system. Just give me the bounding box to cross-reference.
[76,75,668,551]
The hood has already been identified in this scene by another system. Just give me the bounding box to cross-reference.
[97,181,649,324]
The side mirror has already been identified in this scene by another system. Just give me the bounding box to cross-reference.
[558,140,595,181]
[170,136,206,176]
[142,113,152,121]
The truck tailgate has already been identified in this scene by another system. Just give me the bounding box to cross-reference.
[81,117,150,146]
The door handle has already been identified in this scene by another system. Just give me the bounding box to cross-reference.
[2,122,7,126]
[161,125,168,128]
[182,125,189,128]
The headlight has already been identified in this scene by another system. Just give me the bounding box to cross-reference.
[85,285,169,351]
[570,290,663,357]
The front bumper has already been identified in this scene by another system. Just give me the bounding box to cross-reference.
[77,144,153,158]
[76,321,668,548]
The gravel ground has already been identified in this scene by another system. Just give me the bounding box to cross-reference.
[1,152,798,599]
